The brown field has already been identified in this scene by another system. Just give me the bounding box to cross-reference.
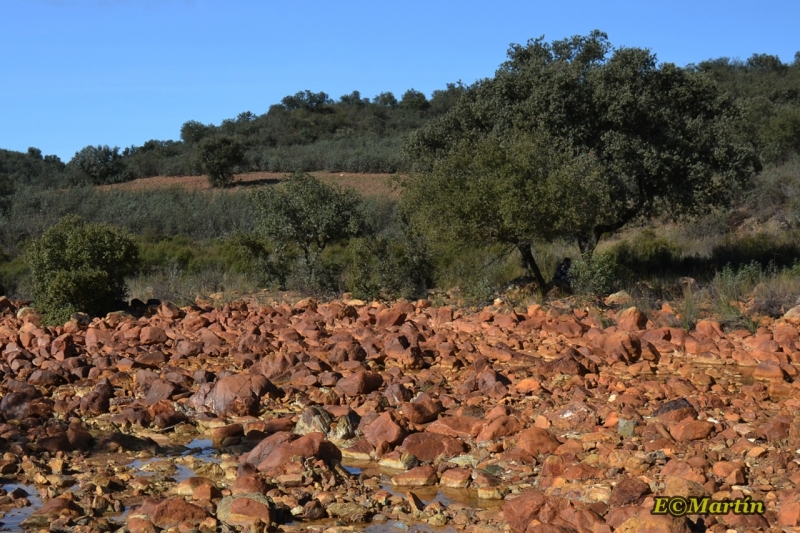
[98,171,403,198]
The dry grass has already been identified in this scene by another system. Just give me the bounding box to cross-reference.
[98,171,402,198]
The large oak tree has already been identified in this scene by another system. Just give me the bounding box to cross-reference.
[401,31,760,288]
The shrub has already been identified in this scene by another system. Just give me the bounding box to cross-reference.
[345,236,433,300]
[569,252,619,296]
[197,136,245,188]
[26,215,140,324]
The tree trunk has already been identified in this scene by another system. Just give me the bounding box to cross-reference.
[516,242,546,289]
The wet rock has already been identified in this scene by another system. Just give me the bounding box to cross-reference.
[401,433,466,462]
[20,497,81,529]
[326,502,369,523]
[391,464,438,486]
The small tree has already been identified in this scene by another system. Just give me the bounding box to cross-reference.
[197,136,245,188]
[251,173,365,284]
[26,215,140,324]
[68,145,131,185]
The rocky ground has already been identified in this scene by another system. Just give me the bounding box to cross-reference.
[1,293,800,533]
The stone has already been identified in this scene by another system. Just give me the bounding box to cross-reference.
[609,477,651,506]
[135,497,210,529]
[140,326,168,345]
[216,494,273,527]
[517,428,561,455]
[669,418,714,442]
[617,307,648,331]
[391,465,438,486]
[503,491,546,533]
[550,401,599,432]
[364,411,407,447]
[615,510,691,533]
[401,433,466,462]
[326,502,369,523]
[335,371,383,396]
[400,396,444,424]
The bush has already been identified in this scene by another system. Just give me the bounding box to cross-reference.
[569,252,619,296]
[197,136,245,188]
[345,236,433,300]
[26,215,140,324]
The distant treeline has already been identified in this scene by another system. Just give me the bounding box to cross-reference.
[1,53,799,191]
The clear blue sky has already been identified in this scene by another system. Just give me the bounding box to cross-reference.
[2,0,798,161]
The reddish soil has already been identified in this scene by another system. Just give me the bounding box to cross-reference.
[98,171,402,198]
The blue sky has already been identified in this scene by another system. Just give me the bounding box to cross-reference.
[2,0,798,161]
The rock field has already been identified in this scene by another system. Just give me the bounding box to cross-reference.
[1,294,800,532]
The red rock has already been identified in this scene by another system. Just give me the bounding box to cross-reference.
[391,464,438,486]
[240,432,296,467]
[609,477,651,506]
[335,371,383,396]
[550,401,598,432]
[139,326,168,345]
[426,416,483,439]
[504,491,546,533]
[364,411,407,447]
[753,359,786,381]
[254,432,341,471]
[376,308,407,328]
[517,428,561,455]
[440,467,472,488]
[188,373,278,418]
[399,396,443,424]
[136,497,210,529]
[227,497,272,526]
[778,501,800,526]
[615,510,691,533]
[401,433,466,461]
[617,307,648,331]
[603,332,641,363]
[477,415,523,442]
[232,474,267,495]
[669,418,714,442]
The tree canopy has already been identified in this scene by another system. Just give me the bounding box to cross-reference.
[402,31,761,286]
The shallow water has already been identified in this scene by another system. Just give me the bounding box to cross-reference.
[0,483,43,532]
[340,459,503,510]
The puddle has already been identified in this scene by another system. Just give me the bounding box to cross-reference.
[366,524,458,533]
[126,458,197,483]
[340,460,503,510]
[0,483,44,532]
[182,438,222,463]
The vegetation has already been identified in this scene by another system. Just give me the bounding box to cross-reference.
[196,136,245,188]
[402,31,760,287]
[26,215,140,324]
[0,32,799,319]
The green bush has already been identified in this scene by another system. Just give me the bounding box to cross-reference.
[197,136,245,188]
[569,252,620,296]
[607,229,683,277]
[345,236,433,300]
[26,215,140,324]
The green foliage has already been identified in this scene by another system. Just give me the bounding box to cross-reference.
[197,136,245,188]
[344,236,433,300]
[606,229,683,278]
[405,31,760,256]
[251,173,365,285]
[68,145,131,185]
[0,148,66,189]
[568,252,619,296]
[26,215,140,324]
